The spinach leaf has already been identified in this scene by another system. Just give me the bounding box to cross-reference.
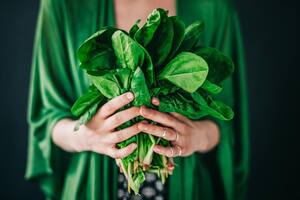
[140,45,155,86]
[165,16,185,61]
[129,19,141,38]
[178,21,204,52]
[158,92,207,119]
[158,52,208,93]
[151,81,179,96]
[201,80,223,94]
[80,48,116,73]
[146,10,174,68]
[191,91,234,120]
[130,67,151,106]
[71,85,103,117]
[89,73,121,99]
[74,100,102,131]
[77,26,117,63]
[112,30,145,71]
[115,68,132,92]
[134,9,163,46]
[193,47,234,85]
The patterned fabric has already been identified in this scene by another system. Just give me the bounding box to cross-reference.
[118,172,167,200]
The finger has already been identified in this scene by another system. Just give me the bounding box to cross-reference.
[97,92,135,119]
[140,106,180,128]
[137,122,176,141]
[153,145,176,157]
[115,159,123,173]
[105,107,140,130]
[169,112,190,124]
[108,123,140,143]
[109,143,137,159]
[151,97,160,106]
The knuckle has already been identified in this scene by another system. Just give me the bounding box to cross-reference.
[144,109,153,117]
[178,123,188,134]
[132,107,140,115]
[113,114,122,124]
[115,133,124,142]
[106,103,116,113]
[167,116,176,125]
[132,123,140,132]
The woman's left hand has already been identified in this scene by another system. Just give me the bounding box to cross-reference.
[137,98,220,157]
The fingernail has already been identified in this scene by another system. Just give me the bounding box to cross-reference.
[152,97,160,105]
[127,92,134,100]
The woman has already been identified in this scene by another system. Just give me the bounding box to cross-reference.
[25,0,249,199]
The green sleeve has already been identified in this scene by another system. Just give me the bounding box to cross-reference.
[204,3,250,200]
[25,1,118,199]
[201,4,249,199]
[168,1,249,200]
[25,0,80,198]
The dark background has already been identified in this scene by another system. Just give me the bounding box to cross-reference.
[0,0,299,199]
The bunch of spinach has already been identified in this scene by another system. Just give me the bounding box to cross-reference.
[71,8,234,194]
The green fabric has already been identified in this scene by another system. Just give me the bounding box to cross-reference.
[25,0,249,199]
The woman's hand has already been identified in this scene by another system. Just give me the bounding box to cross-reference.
[52,92,141,159]
[137,98,220,157]
[80,92,142,158]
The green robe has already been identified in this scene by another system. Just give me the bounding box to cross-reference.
[25,0,249,199]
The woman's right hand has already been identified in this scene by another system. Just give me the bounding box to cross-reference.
[75,92,141,159]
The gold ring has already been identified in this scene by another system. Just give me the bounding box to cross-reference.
[162,128,167,138]
[175,145,182,156]
[174,131,179,142]
[170,147,174,157]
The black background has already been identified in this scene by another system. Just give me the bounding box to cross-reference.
[0,0,299,199]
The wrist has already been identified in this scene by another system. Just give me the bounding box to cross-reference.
[72,122,90,152]
[196,120,220,153]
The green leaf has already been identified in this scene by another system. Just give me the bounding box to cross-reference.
[89,73,121,99]
[77,26,118,63]
[193,47,234,84]
[178,21,204,52]
[112,30,145,71]
[158,52,208,93]
[141,46,155,85]
[80,48,116,72]
[131,67,151,106]
[129,19,141,38]
[112,31,155,86]
[71,85,103,117]
[146,11,174,68]
[114,68,132,91]
[150,81,179,96]
[165,16,185,61]
[191,91,234,120]
[201,80,223,94]
[134,9,164,46]
[158,92,206,119]
[74,100,102,131]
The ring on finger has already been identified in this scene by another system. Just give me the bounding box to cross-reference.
[175,145,182,156]
[162,128,167,138]
[174,130,179,142]
[170,146,174,157]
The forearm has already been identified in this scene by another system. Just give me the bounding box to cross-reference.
[52,118,88,152]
